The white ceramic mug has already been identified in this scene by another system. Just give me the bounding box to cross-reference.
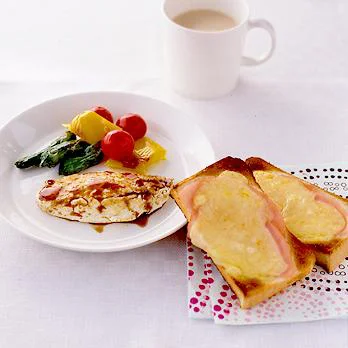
[163,0,276,99]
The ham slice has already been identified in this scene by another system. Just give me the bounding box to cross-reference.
[177,173,297,279]
[307,185,348,239]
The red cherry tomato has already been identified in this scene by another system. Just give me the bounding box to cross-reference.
[92,106,113,123]
[115,114,147,140]
[101,130,134,161]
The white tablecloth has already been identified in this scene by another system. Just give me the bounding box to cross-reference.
[1,0,348,347]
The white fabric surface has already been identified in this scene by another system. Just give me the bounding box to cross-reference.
[1,0,348,347]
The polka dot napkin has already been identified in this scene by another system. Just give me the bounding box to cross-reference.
[187,164,348,324]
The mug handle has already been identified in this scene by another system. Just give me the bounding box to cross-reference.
[242,19,276,66]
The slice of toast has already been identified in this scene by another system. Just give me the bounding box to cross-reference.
[246,157,348,272]
[171,157,315,309]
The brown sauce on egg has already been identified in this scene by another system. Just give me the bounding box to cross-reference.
[90,215,150,233]
[132,214,149,227]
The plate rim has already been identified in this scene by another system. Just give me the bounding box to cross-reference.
[0,206,187,252]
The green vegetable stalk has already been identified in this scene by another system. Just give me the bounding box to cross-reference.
[39,139,88,168]
[15,131,104,176]
[15,131,77,169]
[59,143,103,176]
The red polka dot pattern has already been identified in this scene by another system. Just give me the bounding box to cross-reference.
[187,239,212,317]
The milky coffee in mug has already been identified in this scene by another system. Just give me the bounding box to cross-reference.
[173,9,237,32]
[163,0,276,99]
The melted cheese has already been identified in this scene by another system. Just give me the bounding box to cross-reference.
[189,171,288,282]
[253,171,346,244]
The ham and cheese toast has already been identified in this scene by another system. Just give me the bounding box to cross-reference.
[171,157,315,309]
[246,157,348,272]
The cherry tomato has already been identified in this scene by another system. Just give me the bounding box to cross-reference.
[92,106,113,123]
[101,130,134,161]
[115,114,147,140]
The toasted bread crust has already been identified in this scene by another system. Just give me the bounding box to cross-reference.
[171,157,315,309]
[217,264,311,309]
[246,157,348,272]
[173,157,255,195]
[171,157,257,222]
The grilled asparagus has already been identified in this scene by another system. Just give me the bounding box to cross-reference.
[59,143,103,176]
[15,132,77,169]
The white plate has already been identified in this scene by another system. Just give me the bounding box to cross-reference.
[0,91,214,252]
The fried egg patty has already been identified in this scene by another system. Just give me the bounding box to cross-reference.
[37,171,173,223]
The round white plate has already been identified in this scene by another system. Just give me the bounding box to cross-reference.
[0,91,214,252]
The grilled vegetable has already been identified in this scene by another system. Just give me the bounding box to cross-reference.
[68,111,119,144]
[15,130,102,175]
[92,106,114,123]
[39,139,90,168]
[105,136,166,173]
[101,130,135,161]
[15,132,76,169]
[14,150,42,169]
[116,113,147,140]
[59,143,103,176]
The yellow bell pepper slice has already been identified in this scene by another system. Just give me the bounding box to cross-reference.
[106,136,166,174]
[67,111,120,144]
